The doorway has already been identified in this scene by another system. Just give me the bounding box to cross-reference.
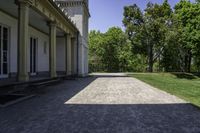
[0,25,9,78]
[30,37,37,75]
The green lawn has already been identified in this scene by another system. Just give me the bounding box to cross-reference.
[130,73,200,107]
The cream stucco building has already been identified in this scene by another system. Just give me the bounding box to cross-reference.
[0,0,90,81]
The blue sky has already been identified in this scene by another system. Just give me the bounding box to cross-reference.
[89,0,195,33]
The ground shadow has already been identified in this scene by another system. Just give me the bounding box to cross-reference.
[56,103,200,133]
[0,76,200,133]
[170,72,199,80]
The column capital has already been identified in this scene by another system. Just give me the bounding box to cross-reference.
[71,35,75,38]
[71,36,76,39]
[65,33,76,39]
[65,31,77,37]
[70,32,76,38]
[47,21,57,27]
[64,33,71,37]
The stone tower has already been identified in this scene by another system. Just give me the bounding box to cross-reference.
[55,0,90,76]
[55,0,90,39]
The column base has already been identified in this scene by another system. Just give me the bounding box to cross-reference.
[18,74,29,82]
[78,73,88,77]
[50,72,57,78]
[66,71,72,76]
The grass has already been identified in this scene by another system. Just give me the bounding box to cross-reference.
[129,72,200,107]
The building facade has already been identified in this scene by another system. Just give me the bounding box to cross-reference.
[0,0,89,81]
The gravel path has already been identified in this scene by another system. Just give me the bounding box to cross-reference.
[0,73,200,133]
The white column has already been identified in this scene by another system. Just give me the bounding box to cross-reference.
[49,22,57,78]
[65,34,67,75]
[17,1,30,81]
[66,34,72,75]
[78,39,84,76]
[86,48,89,74]
[71,38,75,75]
[73,37,78,75]
[71,37,78,75]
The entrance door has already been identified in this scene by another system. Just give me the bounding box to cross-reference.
[0,25,9,78]
[30,37,37,75]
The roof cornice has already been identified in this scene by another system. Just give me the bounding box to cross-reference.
[55,0,90,17]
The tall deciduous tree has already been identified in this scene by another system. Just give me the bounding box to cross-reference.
[175,0,200,72]
[89,27,133,72]
[123,0,172,72]
[89,0,200,73]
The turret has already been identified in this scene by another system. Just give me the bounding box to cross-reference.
[55,0,90,41]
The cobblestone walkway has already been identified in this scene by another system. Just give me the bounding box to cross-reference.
[0,73,200,133]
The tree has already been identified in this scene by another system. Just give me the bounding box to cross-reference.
[89,0,200,73]
[123,0,172,72]
[88,30,105,72]
[175,0,200,72]
[196,0,200,3]
[102,27,128,72]
[89,27,133,72]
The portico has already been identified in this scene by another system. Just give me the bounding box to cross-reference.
[0,0,80,82]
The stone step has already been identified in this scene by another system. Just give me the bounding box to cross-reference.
[29,79,61,89]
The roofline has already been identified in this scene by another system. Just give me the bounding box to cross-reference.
[55,0,91,18]
[83,1,91,18]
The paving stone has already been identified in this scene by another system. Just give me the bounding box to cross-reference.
[0,73,200,133]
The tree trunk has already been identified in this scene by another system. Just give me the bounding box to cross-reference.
[147,44,153,72]
[158,54,161,72]
[184,55,188,72]
[184,49,192,73]
[188,50,192,73]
